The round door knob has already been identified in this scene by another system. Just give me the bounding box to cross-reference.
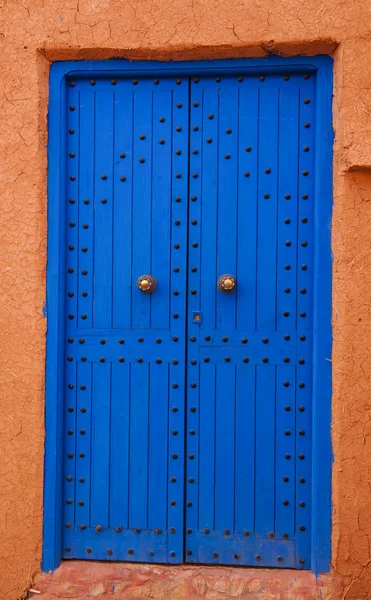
[137,274,157,294]
[217,274,237,294]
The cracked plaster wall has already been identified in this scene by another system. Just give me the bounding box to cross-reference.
[0,1,370,599]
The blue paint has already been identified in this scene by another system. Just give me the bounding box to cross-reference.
[44,55,333,574]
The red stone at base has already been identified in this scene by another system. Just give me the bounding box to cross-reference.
[34,561,344,599]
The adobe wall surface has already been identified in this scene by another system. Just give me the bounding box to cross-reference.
[0,1,370,599]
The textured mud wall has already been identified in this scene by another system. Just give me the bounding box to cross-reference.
[0,1,370,599]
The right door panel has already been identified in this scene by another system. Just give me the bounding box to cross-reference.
[186,72,315,569]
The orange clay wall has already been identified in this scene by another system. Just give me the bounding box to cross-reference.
[0,1,370,599]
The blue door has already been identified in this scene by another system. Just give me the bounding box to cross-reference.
[64,76,189,563]
[185,73,314,569]
[63,70,315,568]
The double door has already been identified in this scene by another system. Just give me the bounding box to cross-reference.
[63,71,314,568]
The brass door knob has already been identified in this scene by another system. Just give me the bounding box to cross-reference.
[136,274,157,294]
[217,274,237,294]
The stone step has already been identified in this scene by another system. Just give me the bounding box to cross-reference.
[33,561,342,600]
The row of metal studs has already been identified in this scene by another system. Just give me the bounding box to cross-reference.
[68,74,311,88]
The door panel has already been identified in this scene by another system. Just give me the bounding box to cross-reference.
[63,69,316,569]
[186,73,315,568]
[64,76,189,563]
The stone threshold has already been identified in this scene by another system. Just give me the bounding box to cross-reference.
[33,560,344,599]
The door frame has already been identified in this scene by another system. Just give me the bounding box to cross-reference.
[43,55,333,574]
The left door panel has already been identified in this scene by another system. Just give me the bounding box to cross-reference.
[63,76,189,563]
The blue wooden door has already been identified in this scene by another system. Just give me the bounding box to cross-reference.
[186,73,314,569]
[63,76,189,563]
[62,70,315,568]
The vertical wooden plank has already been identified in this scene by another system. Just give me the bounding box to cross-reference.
[129,362,149,529]
[237,83,259,331]
[151,91,172,329]
[64,85,79,549]
[256,85,279,331]
[275,366,295,538]
[78,90,94,329]
[168,359,185,562]
[235,363,255,533]
[148,362,168,530]
[277,81,299,332]
[198,363,216,530]
[109,361,130,529]
[90,362,111,527]
[255,365,275,535]
[217,83,239,331]
[215,363,236,532]
[169,79,189,563]
[94,90,114,328]
[200,87,218,332]
[296,74,316,568]
[131,90,153,329]
[75,362,92,527]
[113,87,133,329]
[63,362,76,546]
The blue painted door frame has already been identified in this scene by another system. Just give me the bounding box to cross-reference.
[44,56,333,574]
